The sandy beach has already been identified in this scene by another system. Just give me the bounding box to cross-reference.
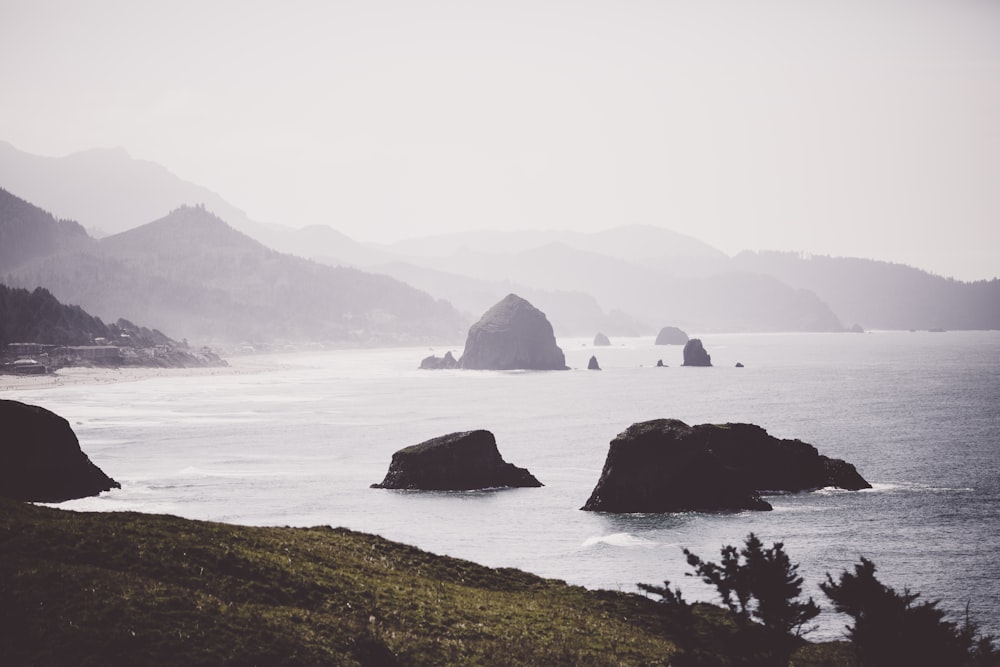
[0,355,287,393]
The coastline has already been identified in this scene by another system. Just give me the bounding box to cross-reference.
[0,355,286,393]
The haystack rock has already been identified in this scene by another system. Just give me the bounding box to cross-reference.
[0,399,120,502]
[655,326,689,345]
[593,332,611,347]
[371,430,542,490]
[459,294,567,370]
[419,351,459,369]
[588,355,601,370]
[682,339,712,366]
[581,419,870,513]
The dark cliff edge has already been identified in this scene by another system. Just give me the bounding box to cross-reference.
[0,399,120,502]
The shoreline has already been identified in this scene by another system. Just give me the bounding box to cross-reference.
[0,355,288,392]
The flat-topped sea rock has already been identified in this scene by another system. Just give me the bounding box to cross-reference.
[655,326,689,345]
[581,419,869,513]
[0,399,120,502]
[682,339,712,366]
[371,430,542,491]
[459,294,567,370]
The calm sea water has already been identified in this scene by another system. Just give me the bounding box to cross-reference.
[9,331,1000,641]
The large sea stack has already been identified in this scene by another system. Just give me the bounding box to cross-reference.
[581,419,869,513]
[459,294,567,370]
[371,430,542,490]
[593,332,611,347]
[0,399,120,502]
[655,327,689,345]
[682,339,712,366]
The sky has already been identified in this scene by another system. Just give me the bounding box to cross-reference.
[2,0,999,280]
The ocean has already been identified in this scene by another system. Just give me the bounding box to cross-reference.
[9,331,1000,641]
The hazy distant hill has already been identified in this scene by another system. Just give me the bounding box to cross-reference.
[399,242,843,333]
[0,188,92,269]
[371,261,646,337]
[0,141,394,266]
[732,251,1000,331]
[2,198,465,344]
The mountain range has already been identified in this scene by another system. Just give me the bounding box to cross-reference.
[2,140,997,339]
[0,189,464,345]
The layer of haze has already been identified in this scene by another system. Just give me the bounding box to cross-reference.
[2,0,998,280]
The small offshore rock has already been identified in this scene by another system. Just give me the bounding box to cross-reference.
[682,339,712,367]
[419,351,459,369]
[656,359,666,368]
[371,430,542,491]
[654,326,689,345]
[735,362,744,368]
[588,355,601,370]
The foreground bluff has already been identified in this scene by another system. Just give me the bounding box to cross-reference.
[0,399,120,502]
[371,430,542,490]
[582,419,869,513]
[459,294,567,370]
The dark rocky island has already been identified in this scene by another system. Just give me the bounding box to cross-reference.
[0,399,120,502]
[655,326,689,345]
[582,419,870,513]
[588,355,601,370]
[371,430,542,490]
[682,338,712,366]
[419,350,459,369]
[459,294,567,370]
[593,332,611,346]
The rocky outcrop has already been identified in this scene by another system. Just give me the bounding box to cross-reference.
[682,339,712,366]
[588,355,601,370]
[656,359,666,367]
[0,399,120,502]
[419,351,459,369]
[581,419,870,513]
[655,326,689,345]
[593,332,611,347]
[459,294,567,370]
[371,430,542,490]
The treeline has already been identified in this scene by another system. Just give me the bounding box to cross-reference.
[0,283,172,350]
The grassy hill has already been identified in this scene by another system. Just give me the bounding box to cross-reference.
[0,499,852,666]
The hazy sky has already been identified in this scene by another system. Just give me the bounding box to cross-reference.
[2,0,999,280]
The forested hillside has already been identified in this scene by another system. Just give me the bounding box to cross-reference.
[0,188,90,270]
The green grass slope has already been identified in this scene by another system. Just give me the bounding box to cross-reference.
[0,500,850,666]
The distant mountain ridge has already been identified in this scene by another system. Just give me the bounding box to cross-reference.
[732,251,1000,331]
[4,141,996,333]
[1,191,465,344]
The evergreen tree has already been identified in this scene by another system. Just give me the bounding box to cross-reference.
[821,557,999,666]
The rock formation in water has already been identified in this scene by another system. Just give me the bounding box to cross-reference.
[581,419,870,513]
[419,351,459,369]
[371,430,542,490]
[593,332,611,347]
[656,359,666,368]
[459,294,567,370]
[0,399,120,502]
[682,339,712,366]
[654,326,689,345]
[588,355,601,370]
[735,362,744,368]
